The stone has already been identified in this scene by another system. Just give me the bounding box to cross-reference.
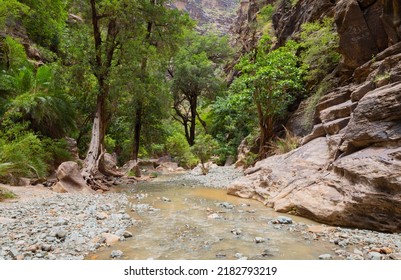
[255,237,265,244]
[207,213,221,220]
[101,233,120,246]
[234,253,243,259]
[276,216,293,224]
[110,250,123,259]
[231,229,242,236]
[318,254,332,260]
[123,231,133,238]
[41,244,52,252]
[368,251,382,260]
[162,197,171,202]
[52,161,94,194]
[56,230,67,239]
[96,212,108,220]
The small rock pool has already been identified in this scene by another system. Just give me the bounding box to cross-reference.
[88,177,334,260]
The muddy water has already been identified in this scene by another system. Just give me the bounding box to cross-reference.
[92,178,334,260]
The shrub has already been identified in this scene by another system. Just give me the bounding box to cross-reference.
[0,186,16,201]
[299,17,340,86]
[191,134,218,175]
[165,132,198,168]
[269,127,300,155]
[0,123,48,182]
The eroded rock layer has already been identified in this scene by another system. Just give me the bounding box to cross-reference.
[228,0,401,232]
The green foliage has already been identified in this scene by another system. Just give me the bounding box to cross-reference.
[0,187,16,201]
[191,134,218,175]
[171,31,232,145]
[233,36,304,156]
[302,76,335,129]
[299,17,340,85]
[244,152,258,168]
[165,132,198,168]
[0,36,30,71]
[0,122,48,181]
[3,65,75,138]
[0,0,29,28]
[19,0,67,49]
[269,127,299,155]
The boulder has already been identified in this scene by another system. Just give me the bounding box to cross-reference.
[52,161,94,194]
[228,137,401,232]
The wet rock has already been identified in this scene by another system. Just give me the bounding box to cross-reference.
[276,216,293,224]
[110,250,123,259]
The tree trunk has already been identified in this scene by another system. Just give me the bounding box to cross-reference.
[81,93,106,181]
[132,100,143,161]
[82,0,118,187]
[131,16,154,160]
[188,94,197,146]
[258,116,273,159]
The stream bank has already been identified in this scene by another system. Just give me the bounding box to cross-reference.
[1,167,401,260]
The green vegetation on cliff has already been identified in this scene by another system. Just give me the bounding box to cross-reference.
[0,0,341,183]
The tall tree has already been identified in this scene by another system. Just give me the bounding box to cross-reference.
[130,0,191,161]
[170,32,229,146]
[234,36,304,158]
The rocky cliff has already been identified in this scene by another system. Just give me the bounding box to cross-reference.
[171,0,239,34]
[228,0,401,232]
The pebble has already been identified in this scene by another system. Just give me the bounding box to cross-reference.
[110,250,123,259]
[368,252,382,260]
[0,193,132,260]
[255,237,265,244]
[208,213,221,220]
[276,216,293,224]
[318,254,332,260]
[123,231,133,238]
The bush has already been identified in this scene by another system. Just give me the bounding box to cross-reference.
[299,17,340,86]
[191,134,218,175]
[0,122,48,182]
[0,186,16,201]
[269,127,300,155]
[165,132,198,168]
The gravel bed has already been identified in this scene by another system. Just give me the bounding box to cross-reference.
[0,193,134,260]
[270,218,401,260]
[165,165,243,189]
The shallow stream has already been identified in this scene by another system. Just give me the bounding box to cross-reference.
[90,177,334,260]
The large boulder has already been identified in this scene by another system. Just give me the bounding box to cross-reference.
[228,137,401,232]
[52,161,94,194]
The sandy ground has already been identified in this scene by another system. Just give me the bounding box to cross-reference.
[0,184,56,203]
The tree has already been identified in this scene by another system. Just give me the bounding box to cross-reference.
[170,32,229,146]
[234,36,304,158]
[191,134,218,175]
[128,0,192,161]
